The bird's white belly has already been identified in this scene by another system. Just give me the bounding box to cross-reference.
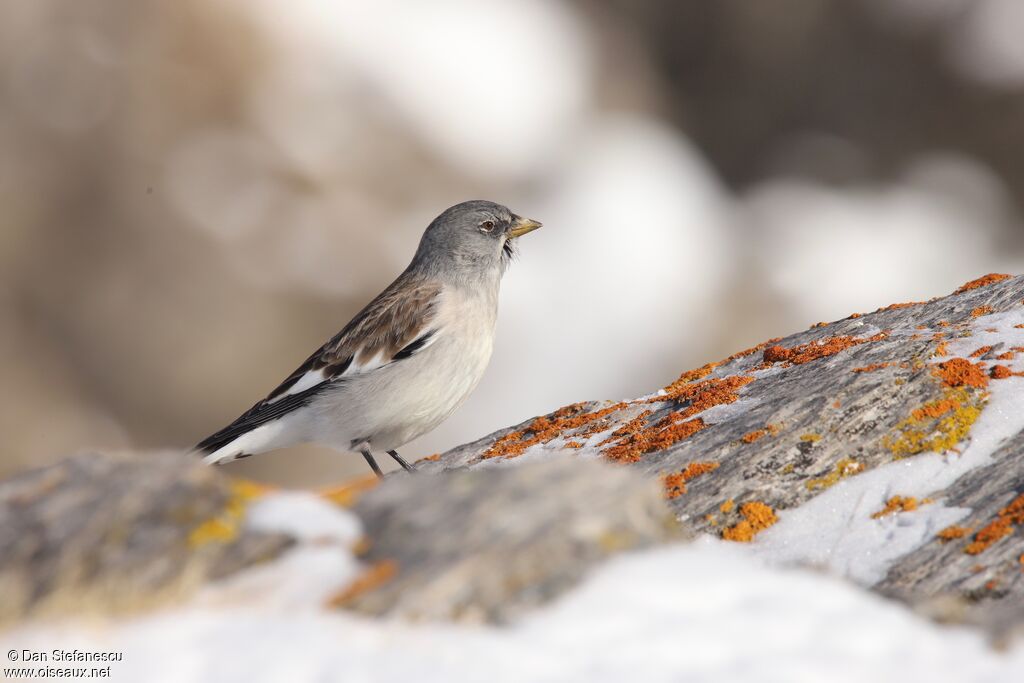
[311,286,497,452]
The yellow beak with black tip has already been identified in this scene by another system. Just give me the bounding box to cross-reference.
[508,216,542,238]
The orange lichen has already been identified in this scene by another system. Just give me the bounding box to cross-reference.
[875,301,923,312]
[871,496,924,519]
[932,358,989,389]
[969,345,995,358]
[741,429,768,444]
[564,441,584,449]
[997,351,1016,361]
[736,424,782,444]
[1016,324,1024,330]
[954,273,1012,294]
[910,395,961,422]
[661,338,783,396]
[720,499,735,514]
[722,338,785,364]
[657,374,757,410]
[970,305,995,318]
[963,494,1024,555]
[600,375,756,462]
[667,364,715,388]
[990,365,1014,380]
[662,461,720,499]
[937,525,973,542]
[320,474,381,507]
[483,402,628,459]
[418,453,441,462]
[852,362,896,373]
[329,560,398,606]
[603,415,706,464]
[762,333,888,366]
[721,501,778,542]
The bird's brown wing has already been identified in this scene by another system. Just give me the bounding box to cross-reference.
[194,275,442,455]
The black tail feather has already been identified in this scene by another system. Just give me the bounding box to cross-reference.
[193,383,328,456]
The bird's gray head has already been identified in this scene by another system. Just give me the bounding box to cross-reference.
[410,200,541,282]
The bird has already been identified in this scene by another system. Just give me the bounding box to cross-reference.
[193,200,541,477]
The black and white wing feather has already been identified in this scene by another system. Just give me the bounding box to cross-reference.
[194,276,442,459]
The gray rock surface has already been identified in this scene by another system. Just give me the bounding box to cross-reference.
[0,451,292,622]
[419,274,1024,633]
[344,457,678,623]
[4,274,1024,637]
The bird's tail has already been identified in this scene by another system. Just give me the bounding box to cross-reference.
[193,383,323,464]
[193,429,254,465]
[193,413,298,465]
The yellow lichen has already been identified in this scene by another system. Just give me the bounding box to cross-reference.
[806,458,864,491]
[884,388,986,457]
[188,479,265,548]
[799,433,822,443]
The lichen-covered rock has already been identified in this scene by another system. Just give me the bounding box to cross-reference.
[0,451,293,622]
[418,273,1024,634]
[341,457,679,623]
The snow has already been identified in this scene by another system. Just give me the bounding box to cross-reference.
[246,491,362,543]
[755,307,1024,584]
[6,539,1023,682]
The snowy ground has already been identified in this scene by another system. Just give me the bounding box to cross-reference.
[5,496,1024,683]
[6,486,1024,681]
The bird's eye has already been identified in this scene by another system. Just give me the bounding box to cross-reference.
[479,220,496,233]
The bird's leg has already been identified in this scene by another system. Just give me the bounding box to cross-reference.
[387,450,414,472]
[359,448,384,479]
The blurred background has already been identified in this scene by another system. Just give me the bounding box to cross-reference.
[3,0,1024,485]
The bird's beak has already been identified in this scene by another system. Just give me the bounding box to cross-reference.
[508,216,542,238]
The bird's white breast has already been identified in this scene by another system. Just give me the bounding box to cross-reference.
[312,282,499,452]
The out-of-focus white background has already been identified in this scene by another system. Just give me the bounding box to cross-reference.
[4,0,1024,484]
